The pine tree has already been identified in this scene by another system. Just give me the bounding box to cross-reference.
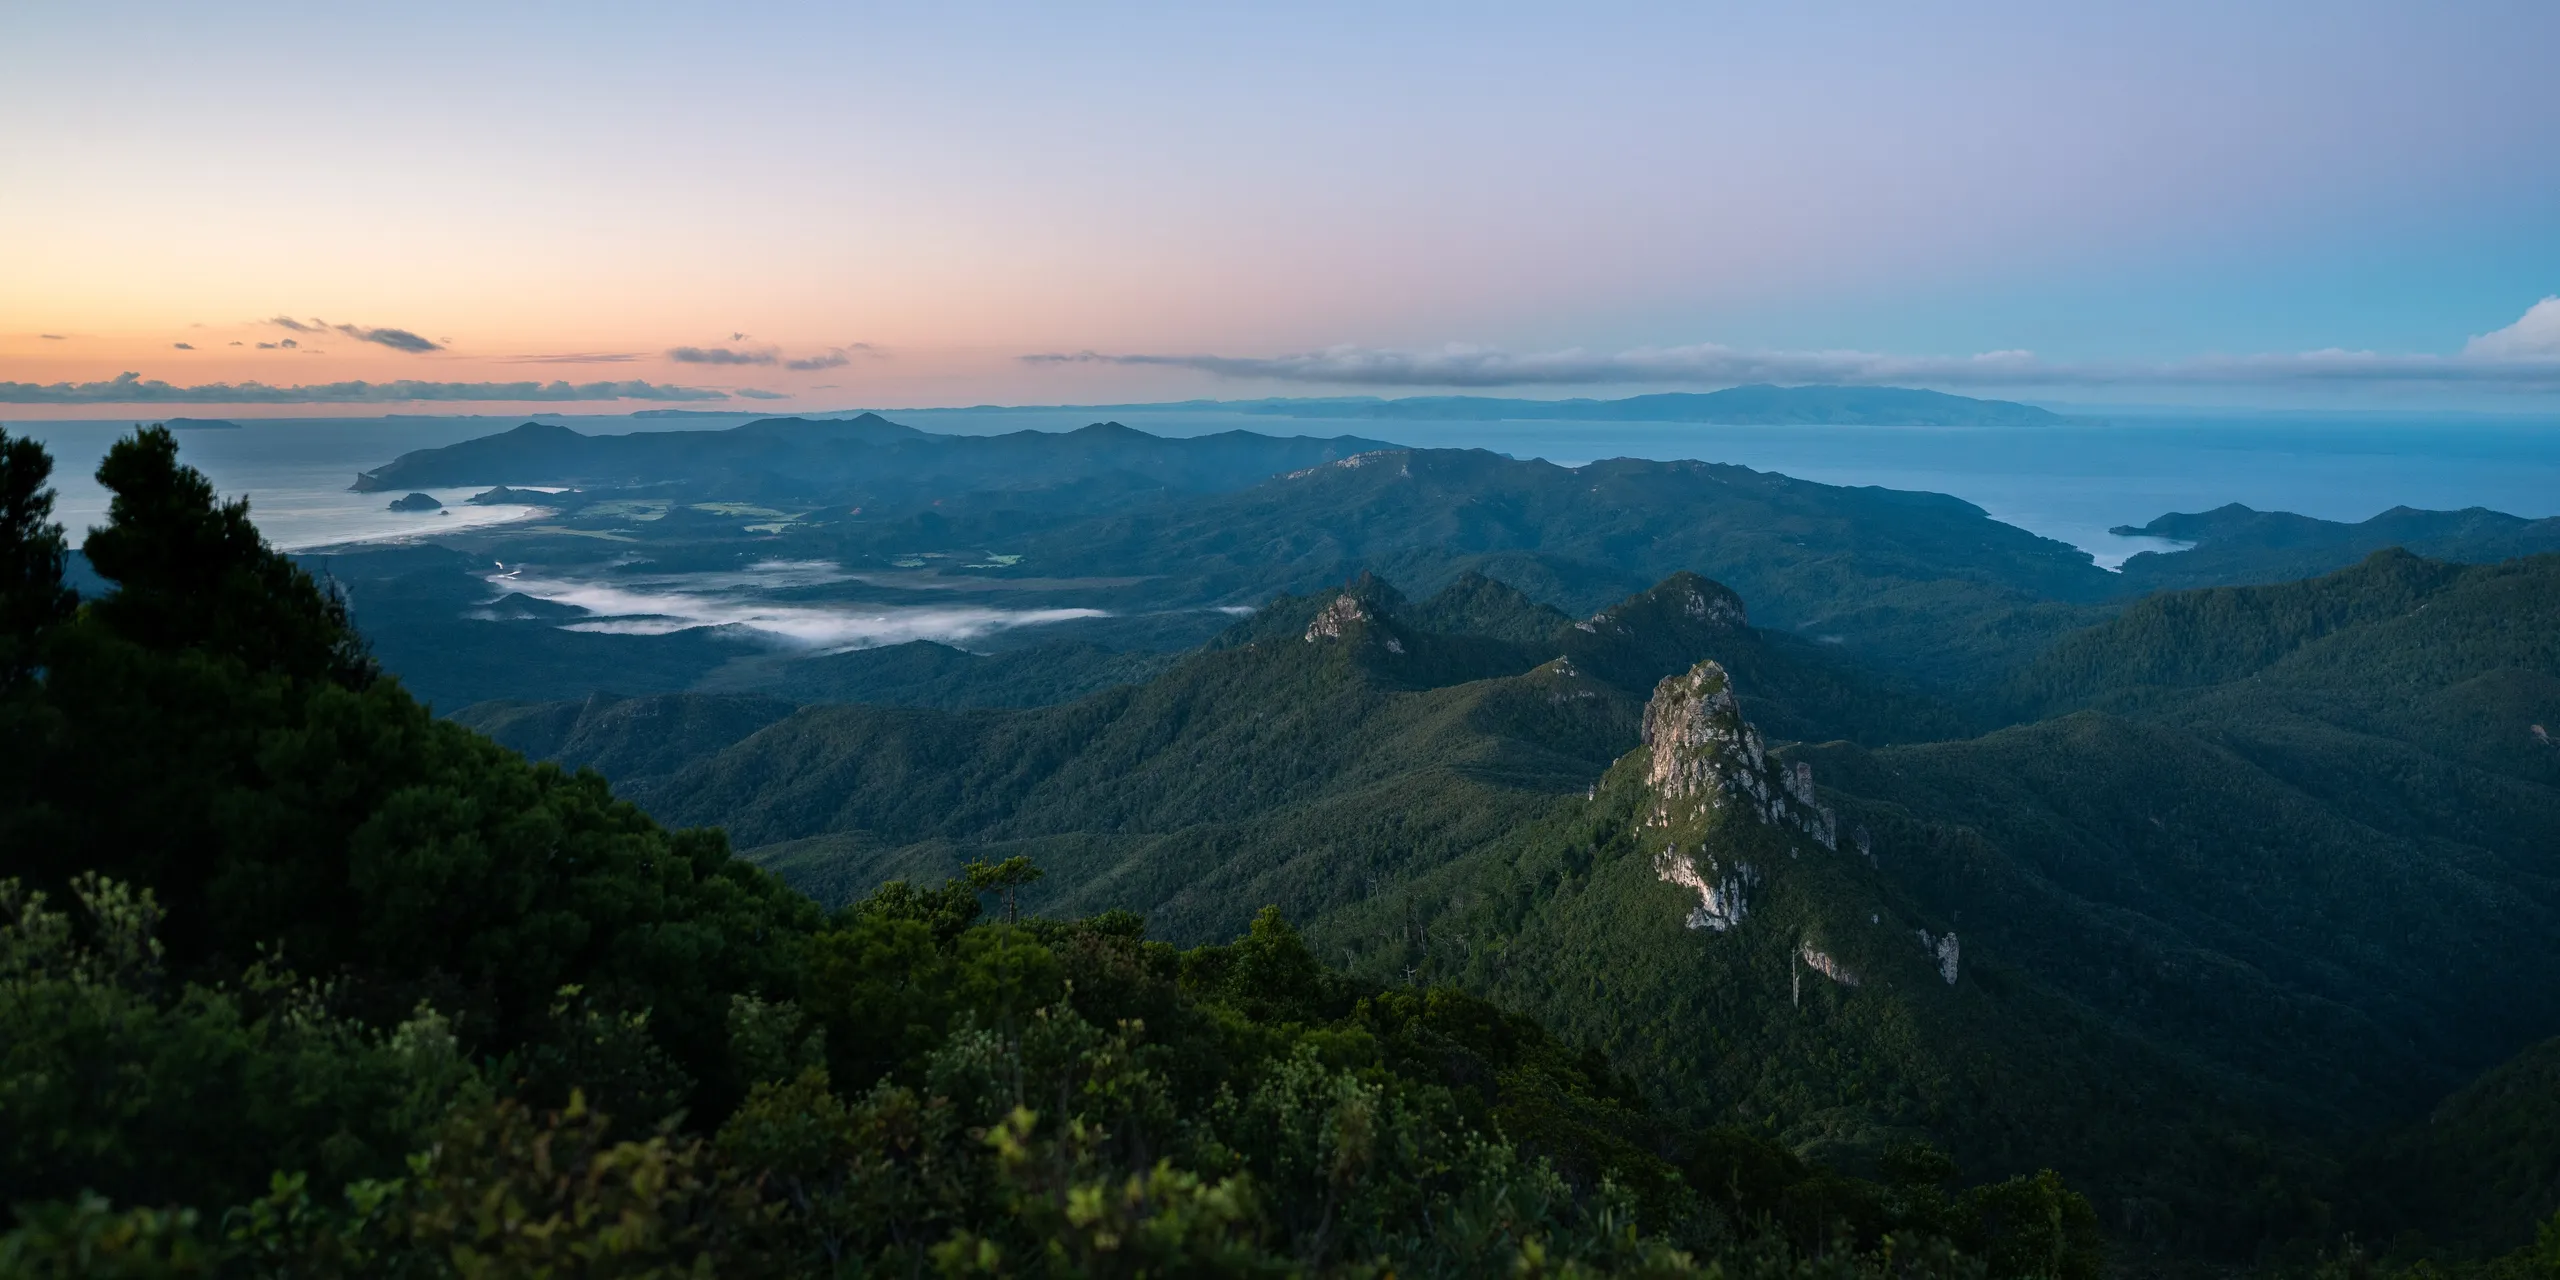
[0,430,76,687]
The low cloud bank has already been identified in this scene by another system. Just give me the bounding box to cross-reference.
[1028,298,2560,391]
[497,560,1105,650]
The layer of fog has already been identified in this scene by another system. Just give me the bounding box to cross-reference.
[488,559,1106,650]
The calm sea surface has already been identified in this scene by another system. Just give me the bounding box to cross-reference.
[12,409,2560,570]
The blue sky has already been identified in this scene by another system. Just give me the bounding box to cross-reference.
[2,1,2555,410]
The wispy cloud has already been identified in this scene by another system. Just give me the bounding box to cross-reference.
[171,342,195,350]
[38,334,65,341]
[0,372,740,404]
[733,387,792,399]
[500,352,645,364]
[669,345,776,366]
[671,343,868,370]
[1026,300,2560,392]
[266,316,444,353]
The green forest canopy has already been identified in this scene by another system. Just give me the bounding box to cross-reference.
[0,426,2551,1277]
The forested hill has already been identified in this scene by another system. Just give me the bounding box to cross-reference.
[0,424,2132,1275]
[330,412,2559,714]
[351,412,1395,497]
[787,447,2120,688]
[2113,501,2560,592]
[460,570,1970,884]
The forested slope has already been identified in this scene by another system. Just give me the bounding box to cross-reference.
[0,424,2130,1276]
[471,541,2560,1263]
[2113,503,2560,593]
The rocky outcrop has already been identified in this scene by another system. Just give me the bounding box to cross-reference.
[1575,573,1747,636]
[1654,844,1755,932]
[1642,659,1838,853]
[1643,660,1856,931]
[1303,594,1368,642]
[1918,930,1961,984]
[1641,662,1750,801]
[1799,943,1859,987]
[1640,658,1957,986]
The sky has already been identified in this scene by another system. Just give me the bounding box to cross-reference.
[4,1,2557,416]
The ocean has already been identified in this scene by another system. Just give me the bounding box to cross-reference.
[10,408,2559,570]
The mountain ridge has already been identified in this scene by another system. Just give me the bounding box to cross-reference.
[350,411,1397,495]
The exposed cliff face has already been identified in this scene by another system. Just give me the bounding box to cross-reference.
[1919,929,1961,984]
[1653,842,1754,932]
[1636,657,1964,1000]
[1641,660,1839,859]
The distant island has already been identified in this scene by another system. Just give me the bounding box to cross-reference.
[386,492,444,512]
[164,417,242,431]
[350,413,1393,494]
[1225,385,2069,426]
[918,385,2071,427]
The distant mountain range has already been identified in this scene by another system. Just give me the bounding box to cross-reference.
[940,385,2072,426]
[351,414,1395,496]
[308,412,2560,716]
[1214,385,2072,425]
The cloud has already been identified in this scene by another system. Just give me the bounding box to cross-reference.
[0,372,739,404]
[39,334,65,341]
[500,352,644,364]
[733,388,791,399]
[671,343,867,370]
[2465,297,2560,361]
[1028,300,2560,392]
[172,342,195,350]
[669,345,778,366]
[227,341,243,346]
[265,316,443,353]
[338,325,440,353]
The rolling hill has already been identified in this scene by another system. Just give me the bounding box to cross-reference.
[2113,502,2560,592]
